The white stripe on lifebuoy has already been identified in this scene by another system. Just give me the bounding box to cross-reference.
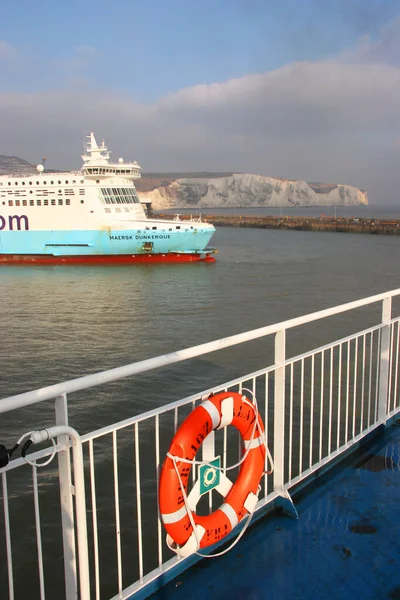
[201,400,221,429]
[217,396,234,429]
[220,503,239,529]
[244,435,264,450]
[161,504,187,524]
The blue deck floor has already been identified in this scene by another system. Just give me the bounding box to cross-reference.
[151,422,400,600]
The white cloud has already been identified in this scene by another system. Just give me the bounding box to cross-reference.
[1,19,400,204]
[342,17,400,66]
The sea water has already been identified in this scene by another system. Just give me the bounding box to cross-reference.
[0,224,399,598]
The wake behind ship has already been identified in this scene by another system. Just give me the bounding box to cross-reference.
[0,134,217,264]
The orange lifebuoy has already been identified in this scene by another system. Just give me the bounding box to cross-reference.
[159,391,266,557]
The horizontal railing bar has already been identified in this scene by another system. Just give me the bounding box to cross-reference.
[1,289,399,413]
[81,324,388,444]
[285,322,385,365]
[80,365,279,443]
[387,407,400,420]
[5,322,368,457]
[3,318,391,468]
[108,560,180,600]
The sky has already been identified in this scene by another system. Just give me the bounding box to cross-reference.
[1,0,400,204]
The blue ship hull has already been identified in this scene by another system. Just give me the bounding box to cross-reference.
[0,227,216,263]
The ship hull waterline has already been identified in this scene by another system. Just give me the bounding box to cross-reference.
[0,253,216,265]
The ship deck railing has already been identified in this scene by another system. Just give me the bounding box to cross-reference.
[1,289,400,600]
[172,213,204,222]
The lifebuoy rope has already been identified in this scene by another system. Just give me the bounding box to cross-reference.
[167,453,256,558]
[165,388,274,558]
[166,389,274,474]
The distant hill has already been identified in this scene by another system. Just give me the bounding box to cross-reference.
[0,155,36,175]
[136,172,235,193]
[139,174,368,209]
[135,173,351,196]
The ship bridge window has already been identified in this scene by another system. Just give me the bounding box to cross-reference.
[100,187,140,205]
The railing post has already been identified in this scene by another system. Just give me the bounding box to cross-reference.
[273,329,298,518]
[273,329,286,494]
[378,297,392,424]
[55,394,77,600]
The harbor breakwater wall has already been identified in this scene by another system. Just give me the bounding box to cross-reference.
[156,214,400,235]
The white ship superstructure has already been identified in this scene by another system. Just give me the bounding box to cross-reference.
[0,133,216,263]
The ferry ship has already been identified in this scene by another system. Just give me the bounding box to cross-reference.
[0,133,217,264]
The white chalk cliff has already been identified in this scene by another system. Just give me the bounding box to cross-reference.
[142,174,368,209]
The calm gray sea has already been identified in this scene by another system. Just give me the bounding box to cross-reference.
[1,223,400,433]
[1,221,400,599]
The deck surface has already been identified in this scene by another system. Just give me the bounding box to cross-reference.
[151,422,400,600]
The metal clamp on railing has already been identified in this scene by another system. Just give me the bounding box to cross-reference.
[0,443,19,467]
[0,429,59,468]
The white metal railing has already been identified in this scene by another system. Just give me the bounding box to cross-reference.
[1,289,400,600]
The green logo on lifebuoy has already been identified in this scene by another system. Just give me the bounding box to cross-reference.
[199,457,221,495]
